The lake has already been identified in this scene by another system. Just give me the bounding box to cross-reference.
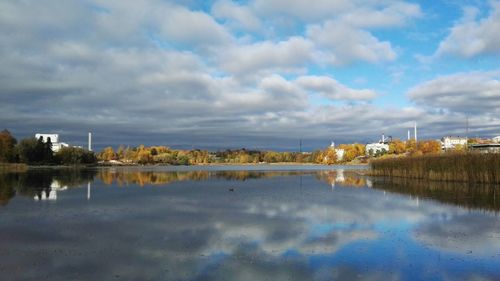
[0,166,499,281]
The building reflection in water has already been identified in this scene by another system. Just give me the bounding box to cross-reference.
[34,180,67,201]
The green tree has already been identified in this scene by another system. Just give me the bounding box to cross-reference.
[15,138,39,164]
[44,137,54,163]
[55,147,97,165]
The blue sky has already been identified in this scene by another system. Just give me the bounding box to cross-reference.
[0,0,499,151]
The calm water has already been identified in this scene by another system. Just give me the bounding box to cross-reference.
[0,166,499,281]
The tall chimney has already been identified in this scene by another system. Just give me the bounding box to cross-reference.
[408,129,410,141]
[88,132,92,151]
[414,122,418,143]
[382,133,385,143]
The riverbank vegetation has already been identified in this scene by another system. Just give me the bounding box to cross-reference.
[97,145,324,165]
[370,153,500,184]
[0,130,96,165]
[2,128,491,168]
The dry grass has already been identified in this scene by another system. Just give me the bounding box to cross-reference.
[370,152,500,184]
[0,163,27,173]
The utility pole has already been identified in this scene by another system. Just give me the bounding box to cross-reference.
[466,116,469,150]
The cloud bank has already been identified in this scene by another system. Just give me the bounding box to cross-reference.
[0,0,499,150]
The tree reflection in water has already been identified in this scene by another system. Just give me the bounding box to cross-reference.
[0,169,96,205]
[96,169,309,186]
[1,168,499,213]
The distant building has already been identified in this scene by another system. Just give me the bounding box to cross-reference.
[469,143,500,153]
[441,136,467,151]
[492,136,500,143]
[330,142,345,161]
[365,142,389,156]
[365,134,390,156]
[35,133,69,152]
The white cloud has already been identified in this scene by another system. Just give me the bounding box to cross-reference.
[157,4,232,46]
[436,2,500,57]
[1,0,499,147]
[407,71,500,114]
[339,2,422,28]
[212,0,263,32]
[296,76,377,101]
[218,37,314,76]
[307,21,397,65]
[252,0,421,26]
[253,0,352,21]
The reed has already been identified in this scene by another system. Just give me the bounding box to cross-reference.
[370,152,500,184]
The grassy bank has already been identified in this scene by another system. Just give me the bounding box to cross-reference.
[0,163,27,173]
[370,153,500,184]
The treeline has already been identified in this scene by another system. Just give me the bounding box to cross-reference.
[0,130,96,165]
[387,139,441,156]
[96,139,443,165]
[97,145,322,165]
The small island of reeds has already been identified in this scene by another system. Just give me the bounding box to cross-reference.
[370,153,500,184]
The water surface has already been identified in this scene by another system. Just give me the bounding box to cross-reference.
[0,166,499,281]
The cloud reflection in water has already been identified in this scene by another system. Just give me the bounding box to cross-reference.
[0,168,498,280]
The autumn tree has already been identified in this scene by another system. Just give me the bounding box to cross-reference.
[405,139,416,154]
[418,140,441,154]
[389,139,406,155]
[0,129,17,162]
[100,146,117,161]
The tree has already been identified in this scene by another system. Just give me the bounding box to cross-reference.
[55,147,97,165]
[44,137,54,163]
[116,145,125,159]
[100,146,117,161]
[35,136,45,163]
[418,140,441,154]
[389,139,405,155]
[405,139,416,154]
[15,138,39,164]
[0,129,17,162]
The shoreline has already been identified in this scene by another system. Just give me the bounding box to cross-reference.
[2,162,368,171]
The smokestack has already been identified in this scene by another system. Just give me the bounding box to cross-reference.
[408,130,410,141]
[414,122,418,143]
[382,133,385,143]
[88,132,92,151]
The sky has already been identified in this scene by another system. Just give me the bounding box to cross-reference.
[1,0,499,151]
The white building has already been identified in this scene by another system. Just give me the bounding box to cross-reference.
[330,142,345,161]
[492,136,500,143]
[365,142,389,156]
[35,133,69,152]
[441,136,467,150]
